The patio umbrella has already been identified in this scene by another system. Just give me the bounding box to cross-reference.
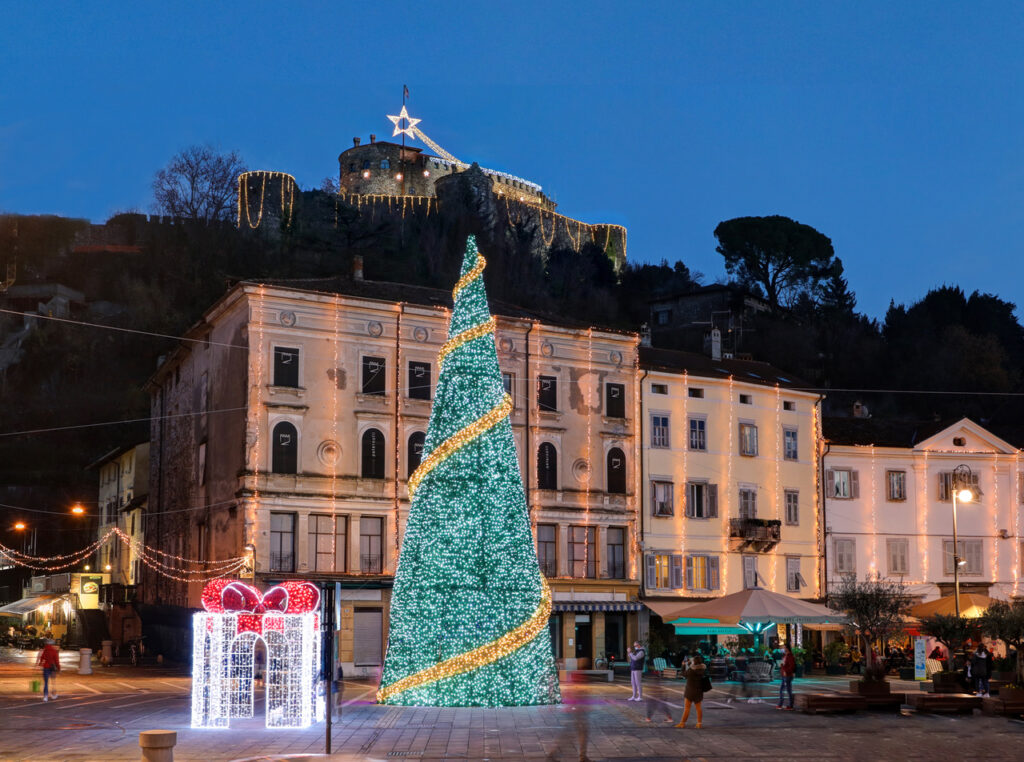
[663,587,846,643]
[908,593,993,619]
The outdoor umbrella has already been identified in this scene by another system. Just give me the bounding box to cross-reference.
[908,593,993,619]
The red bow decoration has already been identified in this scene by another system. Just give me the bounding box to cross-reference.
[201,579,321,615]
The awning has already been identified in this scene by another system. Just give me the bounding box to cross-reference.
[0,594,59,616]
[643,599,695,619]
[673,623,748,636]
[803,622,844,631]
[553,602,644,613]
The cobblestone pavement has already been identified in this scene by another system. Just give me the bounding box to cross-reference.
[1,648,1021,761]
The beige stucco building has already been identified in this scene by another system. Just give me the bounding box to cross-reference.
[637,346,824,627]
[146,274,641,674]
[94,443,149,587]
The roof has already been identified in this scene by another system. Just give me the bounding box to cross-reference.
[638,345,811,391]
[822,417,952,448]
[648,283,769,306]
[72,245,143,254]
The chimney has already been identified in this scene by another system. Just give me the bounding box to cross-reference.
[352,254,364,281]
[353,137,361,147]
[369,134,376,144]
[709,328,722,362]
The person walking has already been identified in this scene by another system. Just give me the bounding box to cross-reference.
[675,654,707,729]
[626,642,646,701]
[971,643,992,697]
[777,644,796,710]
[36,638,60,702]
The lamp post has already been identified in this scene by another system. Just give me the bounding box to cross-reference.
[950,464,976,618]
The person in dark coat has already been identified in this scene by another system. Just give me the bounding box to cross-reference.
[971,644,992,697]
[675,654,706,729]
[777,644,796,710]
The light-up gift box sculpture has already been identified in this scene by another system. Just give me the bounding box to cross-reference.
[191,579,324,729]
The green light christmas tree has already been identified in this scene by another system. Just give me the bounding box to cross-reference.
[377,236,561,707]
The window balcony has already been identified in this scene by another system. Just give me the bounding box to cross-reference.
[270,552,295,573]
[361,554,383,574]
[728,518,781,552]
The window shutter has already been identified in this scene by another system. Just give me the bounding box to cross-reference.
[826,470,835,498]
[645,554,656,589]
[850,471,860,499]
[685,556,694,590]
[709,557,720,590]
[968,541,982,573]
[938,473,949,501]
[707,484,718,518]
[685,484,693,518]
[670,555,683,589]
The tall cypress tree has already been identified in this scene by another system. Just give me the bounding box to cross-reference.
[378,236,561,707]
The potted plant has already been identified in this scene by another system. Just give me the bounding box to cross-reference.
[824,641,847,675]
[920,614,976,694]
[793,647,808,677]
[981,599,1024,701]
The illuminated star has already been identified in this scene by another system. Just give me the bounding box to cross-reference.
[387,105,421,138]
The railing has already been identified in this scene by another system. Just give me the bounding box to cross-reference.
[570,560,598,579]
[270,552,295,572]
[361,554,383,574]
[729,518,781,545]
[539,558,558,577]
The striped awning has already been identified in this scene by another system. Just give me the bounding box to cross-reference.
[553,602,644,613]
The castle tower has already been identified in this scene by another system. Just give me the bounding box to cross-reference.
[237,171,298,233]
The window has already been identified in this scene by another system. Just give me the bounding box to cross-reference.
[784,490,799,525]
[783,428,798,461]
[651,383,668,395]
[651,480,674,517]
[686,555,720,591]
[380,158,390,169]
[834,538,856,574]
[654,308,671,326]
[886,538,909,576]
[272,421,298,474]
[605,383,625,418]
[569,526,596,578]
[360,516,383,573]
[739,394,752,405]
[538,375,558,411]
[827,469,858,499]
[886,470,906,501]
[739,423,758,456]
[651,414,670,448]
[646,553,683,589]
[607,527,625,579]
[269,513,295,572]
[348,162,356,172]
[943,539,983,575]
[309,515,347,572]
[685,481,718,518]
[537,443,558,490]
[361,356,386,395]
[783,400,796,411]
[537,524,557,576]
[938,471,980,502]
[407,432,425,478]
[502,372,515,403]
[197,441,207,485]
[688,417,707,451]
[688,387,704,399]
[606,448,626,494]
[407,361,431,400]
[362,160,371,169]
[742,556,758,589]
[361,428,385,479]
[739,488,757,519]
[786,557,802,592]
[273,347,299,387]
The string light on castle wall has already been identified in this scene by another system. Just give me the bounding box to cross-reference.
[237,171,297,229]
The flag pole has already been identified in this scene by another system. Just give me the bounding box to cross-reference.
[401,84,407,195]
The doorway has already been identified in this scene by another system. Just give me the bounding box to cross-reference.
[604,613,625,662]
[574,614,592,665]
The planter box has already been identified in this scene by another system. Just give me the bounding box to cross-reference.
[899,668,916,681]
[825,665,846,675]
[931,673,966,694]
[999,686,1024,703]
[850,680,891,696]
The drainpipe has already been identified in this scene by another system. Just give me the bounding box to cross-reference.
[820,422,831,602]
[525,321,534,515]
[638,369,649,598]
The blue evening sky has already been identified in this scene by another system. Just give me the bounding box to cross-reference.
[1,2,1021,318]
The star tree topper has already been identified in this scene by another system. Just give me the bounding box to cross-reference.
[387,105,421,138]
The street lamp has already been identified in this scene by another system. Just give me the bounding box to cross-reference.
[950,464,977,618]
[70,504,85,515]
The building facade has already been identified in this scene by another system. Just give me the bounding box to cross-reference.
[823,417,1022,602]
[638,346,824,626]
[94,443,149,587]
[146,279,641,675]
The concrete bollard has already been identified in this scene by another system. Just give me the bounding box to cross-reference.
[139,729,177,762]
[101,640,113,663]
[78,648,93,675]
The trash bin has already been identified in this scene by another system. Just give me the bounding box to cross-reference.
[101,640,113,663]
[79,648,93,675]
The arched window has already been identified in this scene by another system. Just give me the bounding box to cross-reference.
[407,431,426,478]
[361,428,386,479]
[607,447,626,494]
[537,443,558,490]
[271,421,298,474]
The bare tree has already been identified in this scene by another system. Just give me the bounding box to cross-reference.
[152,145,246,223]
[829,573,911,679]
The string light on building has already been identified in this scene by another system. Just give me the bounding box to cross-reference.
[869,445,878,574]
[1014,452,1021,597]
[811,403,822,596]
[378,236,560,707]
[920,452,929,583]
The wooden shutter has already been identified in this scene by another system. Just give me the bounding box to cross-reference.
[938,473,950,501]
[645,554,657,589]
[685,483,693,518]
[967,541,982,573]
[850,471,860,499]
[709,556,720,590]
[826,469,835,498]
[707,484,718,518]
[685,556,694,589]
[353,609,383,666]
[670,555,684,589]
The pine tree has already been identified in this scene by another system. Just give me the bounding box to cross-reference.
[378,236,561,707]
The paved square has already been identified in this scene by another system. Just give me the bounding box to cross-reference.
[0,649,1021,761]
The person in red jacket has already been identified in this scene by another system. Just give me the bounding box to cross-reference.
[777,644,796,710]
[36,639,60,701]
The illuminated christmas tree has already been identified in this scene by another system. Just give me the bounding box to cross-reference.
[378,236,561,707]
